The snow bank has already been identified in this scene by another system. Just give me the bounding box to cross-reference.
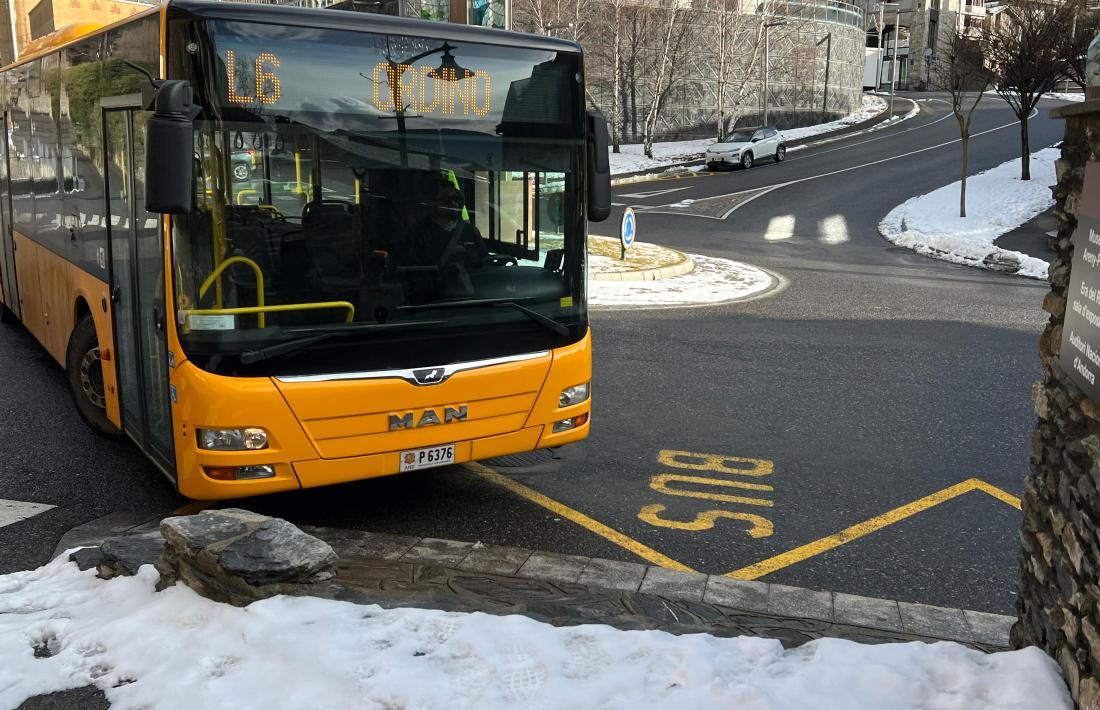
[0,557,1072,710]
[879,147,1058,279]
[0,556,1076,710]
[590,252,775,308]
[609,93,888,176]
[1044,92,1086,103]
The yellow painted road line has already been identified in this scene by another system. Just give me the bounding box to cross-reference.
[726,478,1018,581]
[464,462,695,573]
[171,501,216,516]
[971,479,1023,510]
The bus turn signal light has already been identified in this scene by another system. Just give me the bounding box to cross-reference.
[552,413,588,433]
[203,465,277,481]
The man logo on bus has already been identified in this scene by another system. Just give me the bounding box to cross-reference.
[413,367,447,385]
[389,406,468,431]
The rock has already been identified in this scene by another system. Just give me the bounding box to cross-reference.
[217,518,337,585]
[1034,382,1052,419]
[160,508,268,552]
[1081,677,1100,710]
[982,251,1021,274]
[1044,291,1067,318]
[98,533,166,578]
[67,547,105,571]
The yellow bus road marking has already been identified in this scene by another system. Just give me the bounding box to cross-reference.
[464,462,695,572]
[171,501,217,516]
[725,478,1023,581]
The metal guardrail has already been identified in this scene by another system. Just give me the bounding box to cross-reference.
[758,0,864,28]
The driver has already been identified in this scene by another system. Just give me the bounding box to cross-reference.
[408,179,489,267]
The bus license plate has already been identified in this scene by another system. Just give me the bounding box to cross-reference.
[400,444,456,472]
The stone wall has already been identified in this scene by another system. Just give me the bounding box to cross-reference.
[1013,98,1100,709]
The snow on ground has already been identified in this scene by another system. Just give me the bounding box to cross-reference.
[880,147,1058,279]
[608,93,888,176]
[780,94,887,141]
[589,251,776,307]
[1044,92,1086,103]
[0,557,1073,710]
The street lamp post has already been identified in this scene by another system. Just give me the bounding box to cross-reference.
[762,20,787,125]
[817,32,832,115]
[878,2,903,118]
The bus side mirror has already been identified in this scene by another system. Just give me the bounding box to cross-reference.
[145,80,195,215]
[586,111,611,222]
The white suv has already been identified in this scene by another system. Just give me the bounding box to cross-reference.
[705,126,786,170]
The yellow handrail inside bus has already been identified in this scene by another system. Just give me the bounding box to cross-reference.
[183,301,356,324]
[236,188,259,205]
[199,256,265,328]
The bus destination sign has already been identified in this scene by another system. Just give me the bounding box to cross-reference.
[1061,161,1100,402]
[224,49,493,118]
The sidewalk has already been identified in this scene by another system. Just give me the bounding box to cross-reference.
[2,510,1058,709]
[993,207,1058,262]
[55,512,1014,651]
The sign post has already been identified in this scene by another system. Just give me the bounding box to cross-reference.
[1061,162,1100,399]
[620,207,636,261]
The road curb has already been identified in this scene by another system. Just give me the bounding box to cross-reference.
[610,96,920,186]
[590,251,695,282]
[53,512,1015,651]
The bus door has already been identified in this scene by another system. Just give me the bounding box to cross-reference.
[0,110,20,317]
[102,103,174,475]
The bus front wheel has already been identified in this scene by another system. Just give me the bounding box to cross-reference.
[66,316,121,438]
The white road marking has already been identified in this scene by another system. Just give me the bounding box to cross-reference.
[620,186,693,199]
[0,499,55,529]
[818,214,850,244]
[765,215,796,241]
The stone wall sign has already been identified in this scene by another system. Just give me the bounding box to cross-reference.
[1060,161,1100,399]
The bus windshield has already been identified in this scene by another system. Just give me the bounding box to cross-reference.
[170,19,586,376]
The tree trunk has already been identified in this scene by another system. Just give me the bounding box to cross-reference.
[1020,111,1031,181]
[611,5,622,153]
[960,133,969,218]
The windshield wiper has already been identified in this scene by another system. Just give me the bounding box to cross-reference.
[238,321,443,365]
[397,298,570,337]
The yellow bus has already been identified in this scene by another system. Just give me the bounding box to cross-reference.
[0,0,610,499]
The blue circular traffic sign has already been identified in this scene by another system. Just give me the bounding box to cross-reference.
[621,207,636,249]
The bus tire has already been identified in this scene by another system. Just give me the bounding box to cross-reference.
[66,316,121,438]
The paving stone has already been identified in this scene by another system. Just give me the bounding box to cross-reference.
[834,593,903,631]
[963,609,1014,648]
[768,584,833,622]
[898,602,970,639]
[638,567,708,601]
[704,576,769,612]
[351,532,421,560]
[577,557,647,592]
[400,537,475,565]
[517,551,591,583]
[459,544,532,575]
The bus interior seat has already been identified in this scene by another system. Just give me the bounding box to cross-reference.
[302,199,362,290]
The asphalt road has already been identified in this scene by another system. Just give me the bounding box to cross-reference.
[0,93,1065,615]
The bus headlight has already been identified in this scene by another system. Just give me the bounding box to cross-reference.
[559,383,590,407]
[198,427,269,451]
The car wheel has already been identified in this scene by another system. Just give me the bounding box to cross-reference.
[66,315,121,438]
[740,152,754,169]
[233,163,250,181]
[775,145,786,162]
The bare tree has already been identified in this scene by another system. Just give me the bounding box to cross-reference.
[933,32,993,217]
[641,4,692,157]
[983,0,1080,180]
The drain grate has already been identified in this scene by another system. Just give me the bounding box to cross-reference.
[480,449,559,468]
